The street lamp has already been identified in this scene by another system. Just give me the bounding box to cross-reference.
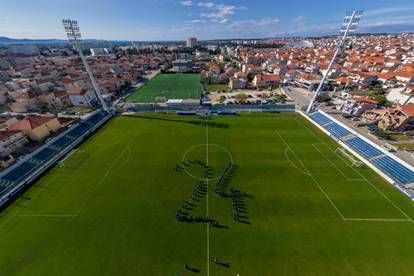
[306,10,363,114]
[62,19,109,112]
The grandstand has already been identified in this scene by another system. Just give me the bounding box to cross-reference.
[309,110,414,191]
[0,111,112,207]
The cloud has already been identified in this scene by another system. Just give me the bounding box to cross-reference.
[201,4,237,19]
[212,18,229,24]
[189,19,207,23]
[293,16,306,22]
[364,6,414,17]
[171,26,194,32]
[198,2,214,8]
[230,18,281,28]
[258,18,280,25]
[198,2,246,21]
[179,0,193,6]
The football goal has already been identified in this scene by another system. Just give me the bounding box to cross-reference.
[335,147,363,167]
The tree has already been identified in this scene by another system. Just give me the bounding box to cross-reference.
[373,128,392,140]
[82,48,92,56]
[219,96,226,104]
[235,93,247,103]
[316,93,331,102]
[275,94,287,103]
[370,84,388,106]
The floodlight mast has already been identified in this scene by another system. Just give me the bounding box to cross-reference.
[306,10,363,114]
[62,19,109,112]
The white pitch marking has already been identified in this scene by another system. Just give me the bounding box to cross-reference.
[206,122,210,276]
[16,214,77,218]
[296,118,414,224]
[312,143,364,181]
[284,147,310,176]
[276,130,346,220]
[73,133,138,217]
[0,174,60,230]
[344,218,411,222]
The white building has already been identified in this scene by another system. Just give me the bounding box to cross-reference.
[186,37,197,48]
[387,87,414,105]
[0,130,28,157]
[90,48,110,56]
[229,77,247,90]
[67,86,97,107]
[337,96,377,117]
[172,60,193,72]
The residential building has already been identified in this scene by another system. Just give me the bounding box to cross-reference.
[253,74,281,89]
[9,116,62,141]
[186,37,197,48]
[172,60,193,72]
[362,104,414,131]
[0,130,28,157]
[337,96,377,117]
[229,77,247,90]
[67,86,97,108]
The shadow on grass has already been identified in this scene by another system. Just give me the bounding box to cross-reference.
[185,265,200,273]
[216,262,231,268]
[212,224,229,229]
[124,115,229,129]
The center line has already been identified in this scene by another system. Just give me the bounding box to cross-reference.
[206,122,210,276]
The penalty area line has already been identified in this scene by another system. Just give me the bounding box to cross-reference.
[344,218,411,222]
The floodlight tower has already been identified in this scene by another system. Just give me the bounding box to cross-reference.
[306,10,363,114]
[62,19,109,112]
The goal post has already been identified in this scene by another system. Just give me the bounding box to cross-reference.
[335,147,363,167]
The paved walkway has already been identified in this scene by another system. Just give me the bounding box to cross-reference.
[282,86,312,108]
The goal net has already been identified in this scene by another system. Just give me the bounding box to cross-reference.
[335,147,363,167]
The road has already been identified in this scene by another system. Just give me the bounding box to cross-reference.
[281,86,313,109]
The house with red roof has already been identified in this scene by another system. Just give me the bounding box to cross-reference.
[9,116,62,141]
[253,74,281,89]
[362,104,414,131]
[294,73,321,91]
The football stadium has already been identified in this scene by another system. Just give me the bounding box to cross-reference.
[2,112,414,275]
[127,73,203,103]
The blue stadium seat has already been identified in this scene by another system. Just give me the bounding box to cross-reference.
[0,112,110,200]
[50,135,73,149]
[309,111,414,186]
[372,156,414,184]
[325,123,352,138]
[344,137,383,159]
[32,148,56,162]
[310,112,332,126]
[2,162,37,183]
[84,112,105,126]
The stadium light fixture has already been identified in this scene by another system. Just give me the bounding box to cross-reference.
[62,19,109,112]
[306,10,363,114]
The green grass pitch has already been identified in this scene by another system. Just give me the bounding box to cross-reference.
[127,73,203,102]
[2,112,414,275]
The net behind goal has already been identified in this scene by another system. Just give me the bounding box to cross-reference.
[335,147,363,167]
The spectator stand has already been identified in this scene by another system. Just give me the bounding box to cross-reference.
[0,110,114,208]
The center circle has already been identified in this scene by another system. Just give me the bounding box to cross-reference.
[182,144,233,181]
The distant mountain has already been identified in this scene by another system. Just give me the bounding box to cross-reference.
[0,37,140,46]
[0,37,66,45]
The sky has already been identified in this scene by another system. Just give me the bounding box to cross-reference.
[1,0,414,41]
